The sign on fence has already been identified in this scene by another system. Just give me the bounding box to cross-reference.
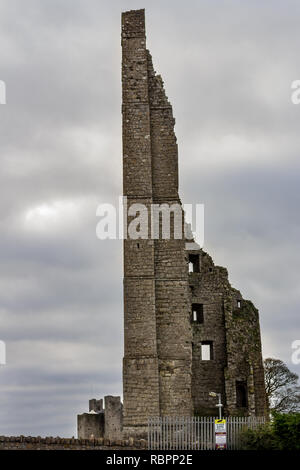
[214,419,227,450]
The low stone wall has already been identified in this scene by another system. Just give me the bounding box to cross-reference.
[0,435,147,450]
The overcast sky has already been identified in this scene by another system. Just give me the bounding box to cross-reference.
[0,0,299,437]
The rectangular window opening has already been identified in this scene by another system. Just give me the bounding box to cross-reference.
[189,254,200,273]
[192,303,204,323]
[201,341,213,360]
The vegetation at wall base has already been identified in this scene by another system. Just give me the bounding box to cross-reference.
[240,412,300,450]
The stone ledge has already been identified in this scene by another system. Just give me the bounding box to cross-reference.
[0,435,148,450]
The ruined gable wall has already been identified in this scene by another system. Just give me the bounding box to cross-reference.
[224,296,268,416]
[188,249,267,417]
[189,250,228,415]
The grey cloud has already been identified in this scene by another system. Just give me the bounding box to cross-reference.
[0,0,299,436]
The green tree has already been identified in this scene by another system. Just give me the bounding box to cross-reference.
[264,358,300,413]
[240,413,300,450]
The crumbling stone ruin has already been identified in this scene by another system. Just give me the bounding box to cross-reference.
[78,396,122,440]
[78,9,267,440]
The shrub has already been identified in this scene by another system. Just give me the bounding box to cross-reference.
[240,413,300,451]
[240,424,278,450]
[272,412,300,451]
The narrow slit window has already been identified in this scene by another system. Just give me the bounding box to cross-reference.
[236,381,248,408]
[192,304,204,323]
[201,341,213,360]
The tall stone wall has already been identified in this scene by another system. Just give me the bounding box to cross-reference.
[122,9,160,432]
[122,9,193,435]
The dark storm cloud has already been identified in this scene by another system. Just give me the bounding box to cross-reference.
[0,0,299,436]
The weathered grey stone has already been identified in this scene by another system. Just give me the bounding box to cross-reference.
[89,398,103,413]
[104,396,123,440]
[77,412,104,439]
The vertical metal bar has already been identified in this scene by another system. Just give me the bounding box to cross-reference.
[165,416,167,450]
[233,416,236,450]
[234,417,236,451]
[157,416,159,451]
[153,417,155,451]
[165,417,167,450]
[151,417,153,450]
[186,416,188,450]
[152,417,154,451]
[227,416,230,450]
[200,417,203,450]
[186,416,191,450]
[180,417,182,450]
[206,417,209,451]
[198,417,200,451]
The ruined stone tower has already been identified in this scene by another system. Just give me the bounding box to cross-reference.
[122,9,193,436]
[78,8,268,440]
[121,9,267,436]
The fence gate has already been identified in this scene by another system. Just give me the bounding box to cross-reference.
[148,416,265,450]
